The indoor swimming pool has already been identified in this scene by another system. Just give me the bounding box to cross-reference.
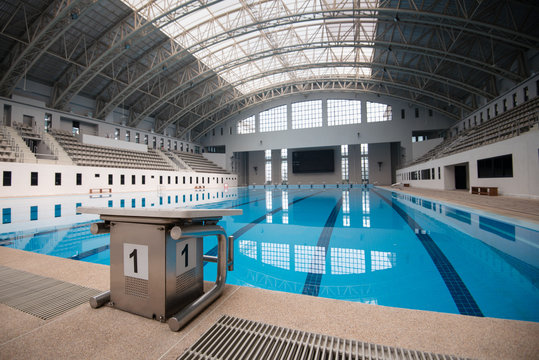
[1,186,538,322]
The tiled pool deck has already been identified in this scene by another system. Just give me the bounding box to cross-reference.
[1,188,538,359]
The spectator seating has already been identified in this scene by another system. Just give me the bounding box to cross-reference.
[50,129,175,171]
[0,127,16,162]
[174,151,230,174]
[405,97,538,167]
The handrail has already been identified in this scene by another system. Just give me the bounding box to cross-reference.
[168,224,231,331]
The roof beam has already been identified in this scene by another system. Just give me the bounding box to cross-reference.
[179,76,466,140]
[0,0,97,97]
[189,79,458,141]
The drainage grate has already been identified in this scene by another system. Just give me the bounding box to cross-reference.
[0,265,101,320]
[179,315,473,360]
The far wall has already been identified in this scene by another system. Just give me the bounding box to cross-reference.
[396,130,539,198]
[242,142,394,186]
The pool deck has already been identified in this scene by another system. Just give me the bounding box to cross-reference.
[379,186,539,224]
[1,187,539,359]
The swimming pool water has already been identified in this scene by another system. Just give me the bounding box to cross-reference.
[1,186,538,322]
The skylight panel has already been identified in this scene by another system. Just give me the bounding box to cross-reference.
[120,0,379,95]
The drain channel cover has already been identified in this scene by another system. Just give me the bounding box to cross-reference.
[0,265,101,320]
[179,315,472,360]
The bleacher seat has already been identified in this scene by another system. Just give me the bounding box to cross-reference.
[403,97,539,167]
[50,129,175,171]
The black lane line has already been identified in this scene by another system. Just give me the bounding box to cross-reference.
[71,244,110,260]
[73,191,289,261]
[301,197,343,297]
[0,221,100,244]
[203,190,325,264]
[372,188,483,317]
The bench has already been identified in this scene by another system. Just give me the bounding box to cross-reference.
[471,186,498,196]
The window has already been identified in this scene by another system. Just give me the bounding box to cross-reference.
[114,128,120,140]
[160,138,164,149]
[220,127,223,136]
[512,93,517,107]
[265,149,272,184]
[72,121,80,135]
[292,100,322,129]
[120,174,125,185]
[487,108,490,120]
[44,113,52,133]
[341,145,349,181]
[142,175,145,185]
[428,109,433,117]
[281,148,288,182]
[2,208,11,224]
[144,134,148,145]
[55,172,61,186]
[260,105,287,132]
[132,175,136,185]
[125,131,130,142]
[183,176,186,184]
[174,142,177,151]
[54,204,61,218]
[494,104,499,116]
[360,144,369,183]
[30,206,38,221]
[108,174,113,185]
[168,176,171,184]
[237,116,255,134]
[175,176,178,184]
[503,99,507,111]
[415,108,419,118]
[135,133,140,143]
[366,102,392,122]
[523,86,529,102]
[3,171,11,186]
[159,176,163,185]
[401,109,405,119]
[152,137,156,149]
[167,139,171,150]
[76,173,82,186]
[477,154,513,178]
[31,172,38,186]
[328,100,361,126]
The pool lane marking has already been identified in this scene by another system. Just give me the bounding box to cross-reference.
[71,244,109,260]
[75,189,297,261]
[203,190,325,264]
[301,197,343,297]
[372,188,484,317]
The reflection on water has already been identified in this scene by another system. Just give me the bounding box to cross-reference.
[1,187,538,321]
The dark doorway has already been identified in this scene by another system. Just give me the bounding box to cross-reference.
[455,165,467,189]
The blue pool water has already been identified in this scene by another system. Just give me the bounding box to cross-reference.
[1,186,538,322]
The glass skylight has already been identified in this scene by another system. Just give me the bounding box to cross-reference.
[120,0,378,95]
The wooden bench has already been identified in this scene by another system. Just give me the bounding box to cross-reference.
[471,186,498,196]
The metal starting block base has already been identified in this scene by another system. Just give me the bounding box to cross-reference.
[77,207,242,331]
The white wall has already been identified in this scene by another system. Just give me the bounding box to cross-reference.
[0,162,238,198]
[203,153,227,169]
[396,129,539,198]
[1,94,199,155]
[82,134,147,152]
[412,138,443,161]
[368,143,392,185]
[450,74,539,136]
[200,92,456,167]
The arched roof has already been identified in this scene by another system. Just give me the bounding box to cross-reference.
[0,0,537,139]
